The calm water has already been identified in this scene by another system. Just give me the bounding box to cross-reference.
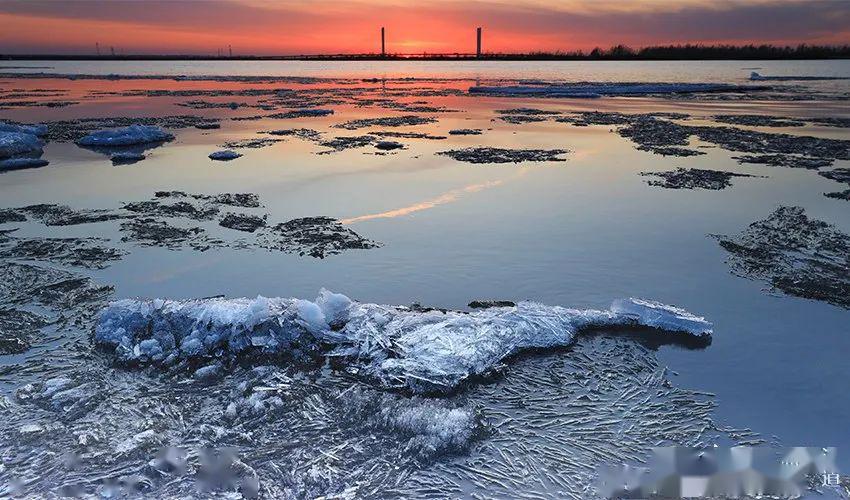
[1,60,849,493]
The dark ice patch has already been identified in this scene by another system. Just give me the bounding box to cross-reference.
[119,218,224,252]
[640,168,761,190]
[497,115,548,124]
[559,111,850,161]
[714,206,850,309]
[712,114,805,128]
[437,147,569,164]
[219,213,267,233]
[153,191,261,208]
[209,150,242,161]
[0,237,125,269]
[732,154,833,169]
[825,189,850,201]
[318,135,374,153]
[18,204,125,226]
[264,128,323,141]
[122,200,219,221]
[260,217,382,258]
[0,208,27,224]
[818,168,850,186]
[220,138,283,149]
[334,115,437,130]
[268,109,334,119]
[496,108,562,116]
[371,131,446,140]
[374,141,404,151]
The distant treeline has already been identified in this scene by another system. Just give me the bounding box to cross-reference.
[3,44,850,61]
[515,44,850,60]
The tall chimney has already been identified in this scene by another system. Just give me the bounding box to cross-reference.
[476,27,482,58]
[381,27,386,56]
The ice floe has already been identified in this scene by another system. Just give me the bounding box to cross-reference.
[95,292,711,393]
[469,82,769,98]
[750,72,850,81]
[448,128,483,136]
[268,108,334,119]
[437,147,568,164]
[208,150,242,161]
[0,131,44,160]
[714,206,850,309]
[640,167,762,190]
[374,140,404,150]
[76,125,174,147]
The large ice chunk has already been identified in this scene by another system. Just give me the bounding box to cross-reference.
[315,288,353,327]
[95,293,711,393]
[0,131,44,160]
[76,125,174,147]
[611,298,712,337]
[95,296,329,364]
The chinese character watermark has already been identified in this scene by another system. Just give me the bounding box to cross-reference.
[822,473,840,487]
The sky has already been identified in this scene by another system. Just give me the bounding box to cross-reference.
[0,0,848,55]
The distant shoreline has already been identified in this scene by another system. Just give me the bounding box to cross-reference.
[2,54,850,62]
[4,44,850,62]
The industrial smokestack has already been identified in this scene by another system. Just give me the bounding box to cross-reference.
[476,27,482,58]
[381,27,386,56]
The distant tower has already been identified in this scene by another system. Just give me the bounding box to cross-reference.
[96,42,100,56]
[229,45,232,57]
[476,27,482,58]
[381,27,386,56]
[110,46,115,56]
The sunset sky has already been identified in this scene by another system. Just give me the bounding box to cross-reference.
[1,0,848,55]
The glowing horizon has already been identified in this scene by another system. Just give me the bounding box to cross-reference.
[0,0,848,56]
